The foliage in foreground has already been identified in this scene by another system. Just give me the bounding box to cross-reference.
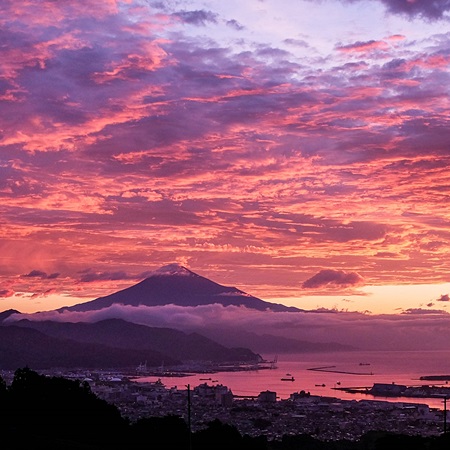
[0,368,449,449]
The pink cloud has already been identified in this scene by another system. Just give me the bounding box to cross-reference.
[0,0,449,310]
[30,288,56,299]
[336,40,389,53]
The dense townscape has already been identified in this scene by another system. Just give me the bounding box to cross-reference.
[2,367,449,449]
[4,367,446,442]
[87,373,450,441]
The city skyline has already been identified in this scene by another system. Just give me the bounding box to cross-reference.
[1,0,450,315]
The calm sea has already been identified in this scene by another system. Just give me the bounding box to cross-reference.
[136,350,450,410]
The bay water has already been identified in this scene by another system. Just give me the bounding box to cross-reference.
[136,350,450,410]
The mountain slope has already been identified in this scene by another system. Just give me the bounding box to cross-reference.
[61,264,300,313]
[0,309,20,323]
[11,318,260,363]
[195,327,356,354]
[0,325,178,370]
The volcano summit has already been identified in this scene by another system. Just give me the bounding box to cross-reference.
[61,264,301,313]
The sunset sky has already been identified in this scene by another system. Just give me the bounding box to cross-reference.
[1,0,450,316]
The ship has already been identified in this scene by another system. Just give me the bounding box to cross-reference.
[281,376,295,381]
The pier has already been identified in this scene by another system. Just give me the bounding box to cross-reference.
[307,365,374,376]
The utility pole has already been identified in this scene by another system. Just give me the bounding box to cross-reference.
[187,384,192,450]
[444,397,448,434]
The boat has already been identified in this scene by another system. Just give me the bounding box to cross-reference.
[359,363,371,366]
[281,376,295,381]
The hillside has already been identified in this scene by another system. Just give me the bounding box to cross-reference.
[0,325,177,370]
[10,318,260,364]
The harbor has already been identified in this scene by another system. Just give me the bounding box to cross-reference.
[131,350,450,410]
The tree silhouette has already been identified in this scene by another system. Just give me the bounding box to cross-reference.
[5,367,127,447]
[130,415,189,449]
[193,419,246,450]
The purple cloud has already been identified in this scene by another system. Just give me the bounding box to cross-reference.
[78,269,156,283]
[172,10,218,26]
[341,0,450,20]
[437,294,450,302]
[302,270,364,289]
[379,0,450,20]
[0,289,15,298]
[283,38,309,48]
[226,19,244,30]
[402,308,449,315]
[79,270,133,283]
[22,270,60,279]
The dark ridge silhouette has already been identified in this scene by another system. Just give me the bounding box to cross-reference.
[196,327,356,353]
[0,325,178,370]
[10,318,260,363]
[61,264,301,313]
[0,309,20,323]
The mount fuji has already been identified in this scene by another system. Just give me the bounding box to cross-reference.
[1,265,354,369]
[61,264,301,313]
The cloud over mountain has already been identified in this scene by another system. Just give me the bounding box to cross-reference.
[7,302,450,351]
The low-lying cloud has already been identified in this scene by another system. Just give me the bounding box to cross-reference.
[402,307,449,315]
[7,303,450,351]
